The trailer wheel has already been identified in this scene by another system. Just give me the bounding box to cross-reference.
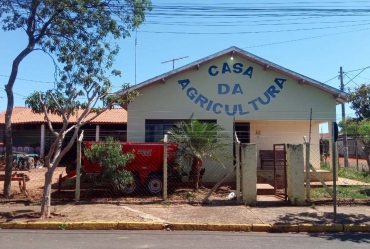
[147,173,163,195]
[123,175,139,195]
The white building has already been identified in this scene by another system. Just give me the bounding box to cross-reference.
[119,46,347,182]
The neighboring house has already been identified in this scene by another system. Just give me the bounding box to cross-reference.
[0,107,128,165]
[117,46,347,182]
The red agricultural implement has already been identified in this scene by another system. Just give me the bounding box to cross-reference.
[61,142,182,195]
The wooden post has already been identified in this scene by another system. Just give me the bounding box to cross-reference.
[163,134,168,201]
[95,124,100,142]
[40,124,45,158]
[75,130,84,202]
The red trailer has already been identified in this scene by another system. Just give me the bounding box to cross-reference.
[62,141,181,195]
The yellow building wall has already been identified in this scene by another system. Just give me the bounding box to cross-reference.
[127,53,336,181]
[128,54,336,142]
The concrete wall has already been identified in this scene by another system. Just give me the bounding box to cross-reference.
[248,120,322,169]
[286,144,305,205]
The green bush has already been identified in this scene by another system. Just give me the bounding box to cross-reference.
[84,137,134,192]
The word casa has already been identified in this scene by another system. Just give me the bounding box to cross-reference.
[178,78,287,116]
[208,62,253,78]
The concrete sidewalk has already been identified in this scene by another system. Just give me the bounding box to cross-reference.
[1,198,370,232]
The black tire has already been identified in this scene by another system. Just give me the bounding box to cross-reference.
[146,173,163,195]
[123,174,139,195]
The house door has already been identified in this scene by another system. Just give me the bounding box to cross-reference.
[273,144,287,201]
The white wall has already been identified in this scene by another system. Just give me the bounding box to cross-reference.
[248,120,323,169]
[128,54,336,142]
[127,53,337,181]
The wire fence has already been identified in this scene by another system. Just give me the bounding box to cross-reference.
[0,131,369,203]
[338,139,370,171]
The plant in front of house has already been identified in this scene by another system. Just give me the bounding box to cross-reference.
[167,114,230,190]
[83,137,135,193]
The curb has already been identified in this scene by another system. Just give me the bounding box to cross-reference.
[1,222,369,233]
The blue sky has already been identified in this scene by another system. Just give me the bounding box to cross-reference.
[1,0,370,133]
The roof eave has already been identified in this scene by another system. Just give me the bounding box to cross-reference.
[117,46,347,102]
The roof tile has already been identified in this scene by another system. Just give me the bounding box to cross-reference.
[0,107,127,124]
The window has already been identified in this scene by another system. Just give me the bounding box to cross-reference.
[145,119,217,142]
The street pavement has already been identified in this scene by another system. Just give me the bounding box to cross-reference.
[0,230,369,249]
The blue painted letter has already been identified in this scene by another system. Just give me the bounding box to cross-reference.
[213,103,223,114]
[222,62,231,74]
[248,98,259,111]
[178,79,190,90]
[233,63,243,74]
[186,87,198,100]
[208,65,218,76]
[218,84,230,94]
[225,104,238,116]
[258,92,271,105]
[266,85,280,98]
[232,84,243,94]
[194,94,208,108]
[274,78,286,89]
[243,66,253,78]
[238,104,250,115]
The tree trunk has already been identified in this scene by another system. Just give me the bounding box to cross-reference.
[190,157,203,190]
[3,46,34,197]
[3,102,13,198]
[40,168,54,218]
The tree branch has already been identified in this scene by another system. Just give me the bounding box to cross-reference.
[34,9,63,44]
[38,92,58,137]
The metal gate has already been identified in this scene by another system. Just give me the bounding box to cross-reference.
[273,144,287,201]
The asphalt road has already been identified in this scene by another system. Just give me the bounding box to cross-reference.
[0,230,369,249]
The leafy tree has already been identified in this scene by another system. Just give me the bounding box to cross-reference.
[348,84,370,120]
[1,0,151,216]
[166,114,230,190]
[84,137,134,192]
[343,84,370,169]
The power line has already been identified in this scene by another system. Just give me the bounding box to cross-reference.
[344,74,359,87]
[139,22,370,35]
[244,26,370,49]
[345,72,370,81]
[344,66,370,73]
[0,74,54,84]
[323,75,339,84]
[344,67,369,86]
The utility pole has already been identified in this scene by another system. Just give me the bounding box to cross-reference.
[134,29,137,85]
[161,56,189,70]
[340,66,349,167]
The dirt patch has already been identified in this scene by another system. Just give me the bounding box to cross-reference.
[0,167,65,201]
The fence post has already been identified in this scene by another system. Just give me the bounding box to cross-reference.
[163,134,168,201]
[241,143,257,205]
[235,141,241,202]
[75,130,84,202]
[305,143,310,202]
[286,144,305,205]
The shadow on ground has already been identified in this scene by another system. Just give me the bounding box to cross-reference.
[275,212,370,242]
[275,212,370,225]
[0,209,39,222]
[309,233,370,243]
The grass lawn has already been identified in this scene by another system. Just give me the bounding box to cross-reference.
[311,167,370,200]
[338,167,370,183]
[311,186,370,199]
